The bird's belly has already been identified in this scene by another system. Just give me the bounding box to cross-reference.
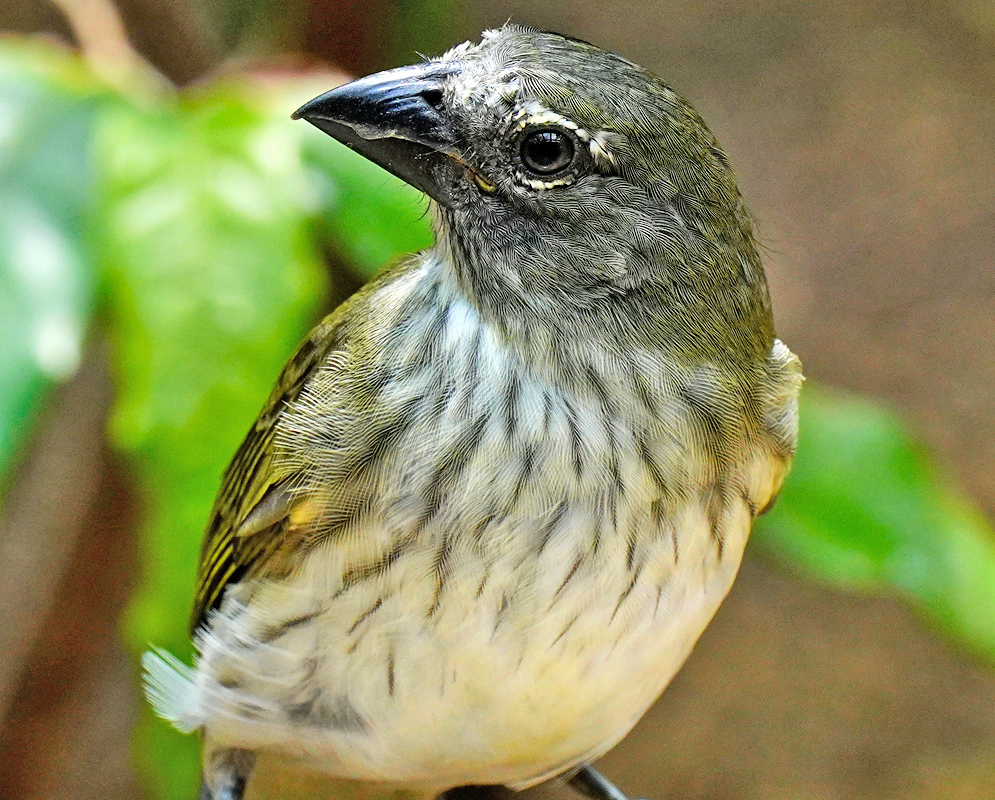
[196,492,753,789]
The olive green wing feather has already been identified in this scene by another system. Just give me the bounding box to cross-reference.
[191,314,349,632]
[191,258,422,633]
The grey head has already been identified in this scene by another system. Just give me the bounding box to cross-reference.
[294,25,774,369]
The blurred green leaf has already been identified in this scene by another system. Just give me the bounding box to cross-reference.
[755,387,995,662]
[300,124,432,278]
[0,42,106,486]
[97,81,327,800]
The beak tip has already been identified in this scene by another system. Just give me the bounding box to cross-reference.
[292,89,338,122]
[291,99,317,121]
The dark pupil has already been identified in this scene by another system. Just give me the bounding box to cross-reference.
[521,130,573,174]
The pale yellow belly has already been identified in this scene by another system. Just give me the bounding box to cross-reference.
[190,495,752,790]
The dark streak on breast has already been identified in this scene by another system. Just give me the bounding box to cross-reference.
[651,498,678,564]
[348,395,421,473]
[427,533,455,617]
[562,396,584,479]
[418,413,490,533]
[503,372,521,438]
[584,363,614,412]
[471,512,497,547]
[535,500,568,557]
[551,612,581,647]
[415,297,451,370]
[610,566,642,623]
[549,554,584,608]
[638,435,668,495]
[426,368,458,422]
[257,612,318,644]
[609,456,624,503]
[631,369,656,417]
[335,532,418,598]
[604,491,617,546]
[457,325,483,415]
[347,598,383,635]
[505,443,538,517]
[492,593,510,636]
[625,525,638,572]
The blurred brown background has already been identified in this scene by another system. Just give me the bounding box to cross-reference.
[1,0,994,798]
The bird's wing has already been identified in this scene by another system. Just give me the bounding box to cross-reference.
[191,313,351,632]
[191,256,422,632]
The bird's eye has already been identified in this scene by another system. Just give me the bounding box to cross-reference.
[520,128,575,175]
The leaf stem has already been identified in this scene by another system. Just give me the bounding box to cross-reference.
[48,0,168,92]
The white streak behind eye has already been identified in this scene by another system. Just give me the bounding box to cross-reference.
[588,131,618,167]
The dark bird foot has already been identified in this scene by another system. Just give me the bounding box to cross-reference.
[440,768,642,800]
[567,765,642,800]
[198,773,247,800]
[199,748,254,800]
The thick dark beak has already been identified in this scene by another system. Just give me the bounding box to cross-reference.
[293,62,461,207]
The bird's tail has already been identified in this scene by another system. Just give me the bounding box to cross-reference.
[142,648,202,733]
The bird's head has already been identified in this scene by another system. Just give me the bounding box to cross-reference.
[295,25,773,366]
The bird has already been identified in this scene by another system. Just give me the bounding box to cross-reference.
[144,23,803,800]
